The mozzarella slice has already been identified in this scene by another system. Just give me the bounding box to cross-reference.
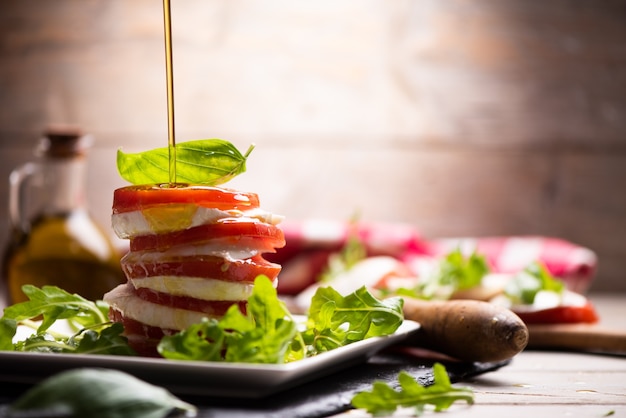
[112,205,284,239]
[130,276,255,301]
[104,284,216,330]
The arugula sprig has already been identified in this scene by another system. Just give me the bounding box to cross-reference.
[158,275,404,363]
[157,275,302,363]
[0,285,134,355]
[392,248,489,300]
[351,363,475,417]
[2,276,403,363]
[117,139,254,185]
[303,286,403,354]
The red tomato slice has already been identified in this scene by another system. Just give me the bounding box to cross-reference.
[109,307,169,357]
[129,220,285,252]
[113,184,260,214]
[514,302,599,324]
[133,287,248,316]
[122,255,281,282]
[124,334,162,358]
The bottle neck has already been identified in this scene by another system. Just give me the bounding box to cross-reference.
[40,156,87,215]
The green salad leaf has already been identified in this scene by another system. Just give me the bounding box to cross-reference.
[158,275,301,364]
[0,285,134,355]
[3,277,403,363]
[5,368,196,418]
[504,261,565,305]
[117,139,254,185]
[158,275,403,363]
[351,363,475,417]
[392,248,489,300]
[303,286,404,354]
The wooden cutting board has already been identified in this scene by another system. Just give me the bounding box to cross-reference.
[527,324,626,355]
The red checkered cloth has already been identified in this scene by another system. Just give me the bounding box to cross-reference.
[267,220,597,295]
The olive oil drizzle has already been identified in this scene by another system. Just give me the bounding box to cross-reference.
[163,0,176,184]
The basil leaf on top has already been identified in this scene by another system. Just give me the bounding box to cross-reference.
[117,139,254,185]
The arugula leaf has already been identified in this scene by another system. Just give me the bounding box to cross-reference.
[159,277,403,363]
[0,285,134,355]
[158,275,300,364]
[303,286,404,354]
[3,279,403,363]
[351,363,475,417]
[117,139,254,185]
[0,284,108,345]
[156,318,225,362]
[392,249,489,300]
[6,368,196,418]
[504,261,565,305]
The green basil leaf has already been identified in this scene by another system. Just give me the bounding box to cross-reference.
[6,368,197,418]
[351,363,475,416]
[117,139,254,185]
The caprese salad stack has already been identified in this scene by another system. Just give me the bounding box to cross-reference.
[103,184,285,356]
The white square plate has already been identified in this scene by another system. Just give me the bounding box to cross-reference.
[0,320,420,398]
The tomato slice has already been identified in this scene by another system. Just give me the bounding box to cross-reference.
[113,184,260,214]
[124,334,162,358]
[129,220,285,252]
[514,302,599,324]
[122,255,281,282]
[108,307,170,357]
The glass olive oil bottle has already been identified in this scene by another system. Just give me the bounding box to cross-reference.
[2,127,125,305]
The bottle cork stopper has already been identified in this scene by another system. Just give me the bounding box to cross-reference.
[38,125,92,158]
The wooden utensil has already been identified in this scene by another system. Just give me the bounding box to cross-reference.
[401,298,529,363]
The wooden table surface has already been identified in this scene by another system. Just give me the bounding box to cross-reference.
[335,293,626,418]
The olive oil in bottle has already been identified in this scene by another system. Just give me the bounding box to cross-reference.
[2,127,125,305]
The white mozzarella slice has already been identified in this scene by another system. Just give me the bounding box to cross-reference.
[112,206,284,239]
[111,211,152,239]
[103,284,215,330]
[130,276,255,301]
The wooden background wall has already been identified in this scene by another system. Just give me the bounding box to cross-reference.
[1,0,624,292]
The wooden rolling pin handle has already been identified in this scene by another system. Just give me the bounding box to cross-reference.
[402,298,529,363]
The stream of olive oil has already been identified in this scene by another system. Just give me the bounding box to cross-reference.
[163,0,176,183]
